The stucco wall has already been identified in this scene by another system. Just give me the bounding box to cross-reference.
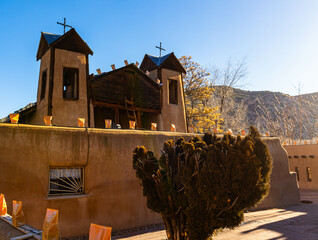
[0,124,299,237]
[158,69,187,133]
[285,144,318,190]
[33,50,51,125]
[52,49,88,127]
[252,138,300,209]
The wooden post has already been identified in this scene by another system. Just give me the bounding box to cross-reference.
[115,108,119,125]
[137,111,141,128]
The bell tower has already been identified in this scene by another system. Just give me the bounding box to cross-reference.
[140,52,187,132]
[35,28,93,127]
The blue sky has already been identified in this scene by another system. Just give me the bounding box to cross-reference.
[0,0,318,118]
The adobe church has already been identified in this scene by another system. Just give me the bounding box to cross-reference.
[2,28,187,132]
[0,26,301,238]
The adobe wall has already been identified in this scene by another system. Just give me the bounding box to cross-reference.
[32,50,51,125]
[0,124,299,237]
[285,144,318,190]
[52,49,89,127]
[252,138,300,209]
[158,69,187,133]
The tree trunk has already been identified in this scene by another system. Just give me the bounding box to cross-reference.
[162,214,189,240]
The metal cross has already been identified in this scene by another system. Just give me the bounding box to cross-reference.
[156,42,165,57]
[57,18,72,34]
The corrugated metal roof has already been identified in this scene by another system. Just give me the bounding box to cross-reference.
[42,32,62,45]
[147,53,172,66]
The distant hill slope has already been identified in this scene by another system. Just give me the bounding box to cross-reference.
[212,86,318,140]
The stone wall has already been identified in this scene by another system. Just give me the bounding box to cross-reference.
[0,124,299,237]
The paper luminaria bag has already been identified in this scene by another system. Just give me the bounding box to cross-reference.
[241,130,246,136]
[105,119,112,128]
[151,123,157,131]
[78,118,85,127]
[171,124,176,132]
[129,121,136,129]
[10,113,19,123]
[0,194,7,215]
[12,200,25,227]
[89,223,112,240]
[44,116,53,126]
[188,126,194,133]
[42,208,59,240]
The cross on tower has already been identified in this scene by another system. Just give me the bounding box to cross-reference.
[57,18,72,34]
[156,42,165,57]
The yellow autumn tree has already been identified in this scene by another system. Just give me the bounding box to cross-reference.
[179,56,222,133]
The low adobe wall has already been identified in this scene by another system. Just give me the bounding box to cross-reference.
[0,124,299,237]
[285,144,318,190]
[253,138,300,209]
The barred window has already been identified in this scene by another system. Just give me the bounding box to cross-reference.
[49,167,84,196]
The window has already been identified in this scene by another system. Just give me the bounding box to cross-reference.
[63,67,79,100]
[49,167,84,195]
[40,70,47,100]
[307,167,312,182]
[295,167,299,181]
[169,80,178,104]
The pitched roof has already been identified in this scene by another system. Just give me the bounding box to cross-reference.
[147,53,172,66]
[140,52,186,74]
[43,32,62,44]
[0,102,37,123]
[36,28,93,60]
[90,64,160,110]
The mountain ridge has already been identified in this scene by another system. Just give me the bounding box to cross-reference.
[212,86,318,140]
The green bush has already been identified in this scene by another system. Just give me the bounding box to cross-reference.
[133,126,272,240]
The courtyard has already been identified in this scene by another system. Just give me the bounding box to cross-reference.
[112,190,318,240]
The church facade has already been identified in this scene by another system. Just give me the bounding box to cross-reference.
[2,28,187,133]
[0,28,301,238]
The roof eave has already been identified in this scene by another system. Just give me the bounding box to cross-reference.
[51,28,93,55]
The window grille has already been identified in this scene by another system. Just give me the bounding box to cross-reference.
[49,167,84,195]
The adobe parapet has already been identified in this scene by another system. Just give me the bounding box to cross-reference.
[0,123,299,237]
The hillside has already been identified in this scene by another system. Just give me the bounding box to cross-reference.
[211,86,318,140]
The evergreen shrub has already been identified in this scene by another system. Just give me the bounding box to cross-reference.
[133,126,272,240]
